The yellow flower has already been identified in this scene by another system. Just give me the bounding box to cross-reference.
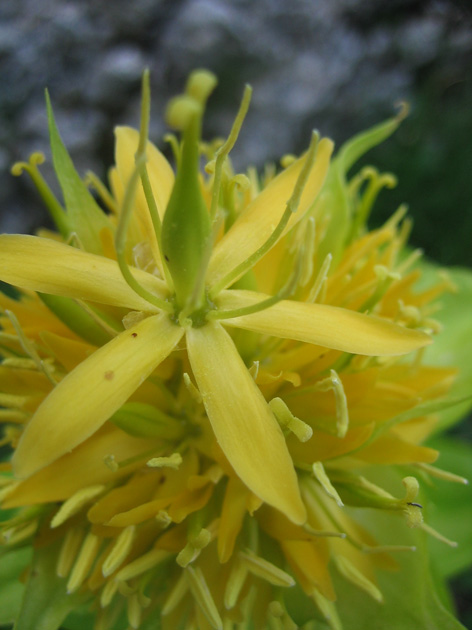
[0,71,463,630]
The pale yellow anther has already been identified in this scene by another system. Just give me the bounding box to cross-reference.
[56,527,85,578]
[186,566,223,630]
[127,592,142,630]
[420,522,458,548]
[67,532,101,593]
[162,572,189,616]
[374,265,401,283]
[313,370,349,438]
[1,520,38,546]
[239,550,295,588]
[185,69,218,104]
[116,548,170,582]
[147,452,182,469]
[104,454,119,472]
[224,561,248,610]
[156,510,173,528]
[334,556,383,602]
[51,485,105,528]
[122,311,146,330]
[248,360,260,380]
[280,154,296,168]
[166,95,201,131]
[0,393,29,409]
[100,579,119,608]
[183,372,203,404]
[5,310,57,385]
[269,397,313,443]
[102,525,136,577]
[311,589,342,630]
[312,462,344,508]
[176,528,212,567]
[0,409,27,423]
[417,463,468,485]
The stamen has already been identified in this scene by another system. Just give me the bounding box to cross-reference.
[85,171,118,214]
[224,561,248,610]
[67,532,101,593]
[115,155,173,313]
[162,572,189,615]
[0,393,29,409]
[334,555,383,602]
[177,528,212,567]
[312,370,349,438]
[311,589,342,630]
[239,550,295,588]
[51,484,105,528]
[209,130,320,299]
[56,526,85,578]
[183,372,203,404]
[100,578,119,608]
[102,525,136,577]
[1,520,38,546]
[209,84,252,222]
[312,462,344,508]
[416,463,468,485]
[5,310,57,385]
[186,565,223,630]
[147,452,183,469]
[127,592,142,630]
[420,522,458,547]
[115,548,170,582]
[269,397,313,443]
[11,152,70,237]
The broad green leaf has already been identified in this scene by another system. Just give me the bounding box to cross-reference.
[420,263,472,431]
[46,91,113,254]
[0,547,31,624]
[14,542,88,630]
[423,436,472,578]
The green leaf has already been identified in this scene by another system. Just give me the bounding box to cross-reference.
[46,91,113,255]
[13,542,89,630]
[420,262,472,431]
[423,436,472,579]
[332,513,465,630]
[0,547,32,624]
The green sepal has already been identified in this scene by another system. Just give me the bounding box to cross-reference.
[109,402,185,440]
[46,91,113,255]
[161,113,212,310]
[38,293,112,346]
[13,541,90,630]
[0,547,32,625]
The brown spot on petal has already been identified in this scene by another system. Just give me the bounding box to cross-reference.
[104,371,114,380]
[131,333,138,338]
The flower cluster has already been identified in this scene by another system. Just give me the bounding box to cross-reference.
[0,71,465,630]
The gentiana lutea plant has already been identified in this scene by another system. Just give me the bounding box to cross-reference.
[0,70,470,630]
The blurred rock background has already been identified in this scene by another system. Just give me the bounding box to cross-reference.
[1,0,471,266]
[0,0,471,623]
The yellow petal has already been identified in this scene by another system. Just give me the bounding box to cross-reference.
[217,290,431,356]
[207,138,333,287]
[13,314,184,478]
[114,126,175,271]
[0,235,167,311]
[186,322,306,525]
[3,425,157,507]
